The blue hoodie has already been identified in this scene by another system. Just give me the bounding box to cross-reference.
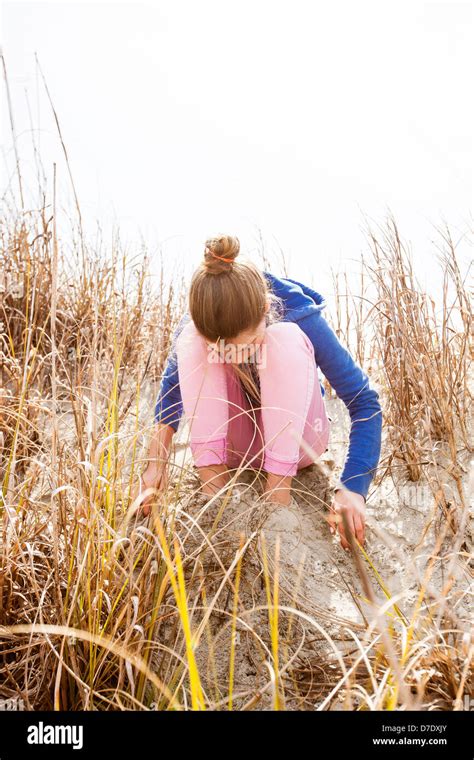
[154,271,382,500]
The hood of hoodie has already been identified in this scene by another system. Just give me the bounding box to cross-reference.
[263,271,327,322]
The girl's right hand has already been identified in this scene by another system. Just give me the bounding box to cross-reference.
[131,465,167,516]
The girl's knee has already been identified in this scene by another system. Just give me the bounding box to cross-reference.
[265,321,313,356]
[265,321,298,336]
[176,319,206,356]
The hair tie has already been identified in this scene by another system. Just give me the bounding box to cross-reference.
[205,246,234,264]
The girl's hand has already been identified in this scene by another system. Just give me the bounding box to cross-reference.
[328,487,366,551]
[131,465,167,516]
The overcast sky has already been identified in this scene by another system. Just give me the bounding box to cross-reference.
[1,0,472,292]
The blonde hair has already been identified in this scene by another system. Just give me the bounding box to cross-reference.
[189,234,281,405]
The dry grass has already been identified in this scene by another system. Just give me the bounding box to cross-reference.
[0,59,472,711]
[331,217,472,476]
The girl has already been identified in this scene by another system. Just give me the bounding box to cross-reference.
[135,235,382,550]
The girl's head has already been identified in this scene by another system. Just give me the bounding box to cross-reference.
[189,234,281,404]
[189,234,278,344]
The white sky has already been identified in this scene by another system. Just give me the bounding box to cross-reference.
[1,0,473,292]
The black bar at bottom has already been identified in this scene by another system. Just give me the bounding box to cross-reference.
[0,709,471,758]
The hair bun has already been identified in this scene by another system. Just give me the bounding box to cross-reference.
[203,235,240,275]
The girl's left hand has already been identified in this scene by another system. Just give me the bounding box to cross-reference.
[328,487,366,551]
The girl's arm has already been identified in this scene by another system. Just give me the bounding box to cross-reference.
[134,422,175,515]
[144,421,175,470]
[135,312,190,515]
[297,311,382,501]
[154,312,191,431]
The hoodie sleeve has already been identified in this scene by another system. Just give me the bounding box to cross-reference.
[153,312,190,431]
[297,310,382,500]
